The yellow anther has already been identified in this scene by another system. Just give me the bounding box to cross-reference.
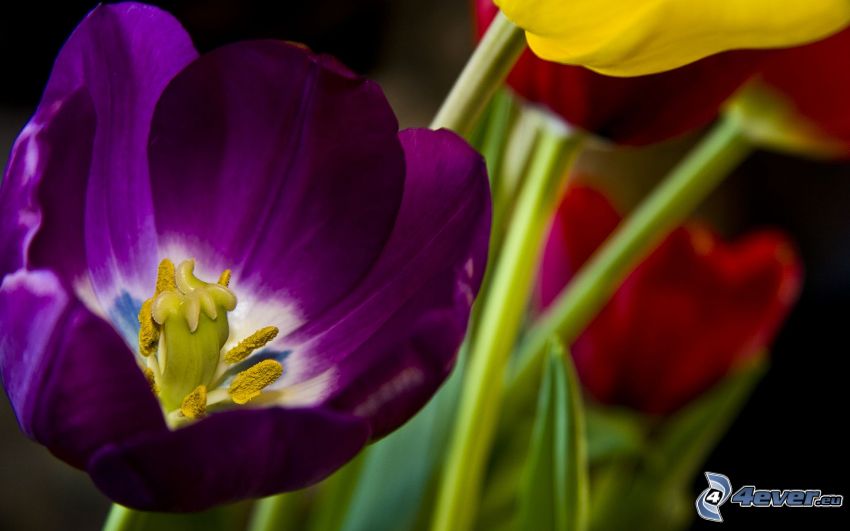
[143,367,158,394]
[180,385,208,419]
[138,298,159,357]
[138,259,177,356]
[218,269,232,287]
[228,360,283,405]
[224,326,280,364]
[155,258,176,294]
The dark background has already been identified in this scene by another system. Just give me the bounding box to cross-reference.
[0,1,847,529]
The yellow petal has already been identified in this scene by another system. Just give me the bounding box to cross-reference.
[495,0,850,75]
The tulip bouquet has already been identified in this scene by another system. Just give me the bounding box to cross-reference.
[0,1,844,529]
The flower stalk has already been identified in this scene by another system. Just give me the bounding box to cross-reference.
[509,114,753,398]
[430,12,526,135]
[431,121,583,531]
[247,493,304,531]
[103,505,138,531]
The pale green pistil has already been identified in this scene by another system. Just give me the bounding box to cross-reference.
[137,259,282,423]
[150,260,235,410]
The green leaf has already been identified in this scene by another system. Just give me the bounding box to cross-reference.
[516,340,588,531]
[584,406,646,464]
[588,357,767,531]
[649,357,767,488]
[338,350,467,531]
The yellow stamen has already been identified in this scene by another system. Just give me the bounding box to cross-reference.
[228,360,283,405]
[224,326,280,364]
[143,367,158,395]
[180,385,208,419]
[138,259,177,356]
[138,299,159,357]
[155,258,177,293]
[218,269,232,287]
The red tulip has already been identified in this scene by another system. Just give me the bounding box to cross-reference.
[475,0,769,145]
[539,185,802,415]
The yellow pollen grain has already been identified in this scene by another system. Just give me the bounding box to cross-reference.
[218,269,232,287]
[229,360,283,405]
[137,298,159,357]
[224,326,280,364]
[143,367,158,395]
[180,385,208,419]
[155,258,177,294]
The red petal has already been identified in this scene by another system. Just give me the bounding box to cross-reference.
[541,185,802,414]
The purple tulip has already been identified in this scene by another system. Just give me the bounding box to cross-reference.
[0,3,490,511]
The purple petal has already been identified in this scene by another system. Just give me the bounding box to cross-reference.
[0,89,94,283]
[288,129,490,437]
[325,277,474,438]
[39,3,198,304]
[147,40,404,323]
[88,407,370,511]
[0,270,166,469]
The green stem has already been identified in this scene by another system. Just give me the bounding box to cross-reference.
[103,504,142,531]
[468,102,540,345]
[430,12,526,135]
[247,493,302,531]
[247,455,363,531]
[509,115,753,396]
[490,103,543,258]
[431,124,584,531]
[305,456,365,531]
[478,90,518,184]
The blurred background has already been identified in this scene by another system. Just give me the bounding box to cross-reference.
[1,1,847,529]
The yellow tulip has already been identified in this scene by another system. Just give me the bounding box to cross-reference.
[495,0,850,76]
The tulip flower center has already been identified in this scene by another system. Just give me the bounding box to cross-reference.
[138,258,282,426]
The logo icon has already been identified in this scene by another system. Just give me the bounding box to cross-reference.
[696,472,733,522]
[695,472,843,522]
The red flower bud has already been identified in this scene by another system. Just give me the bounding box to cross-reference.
[539,185,802,414]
